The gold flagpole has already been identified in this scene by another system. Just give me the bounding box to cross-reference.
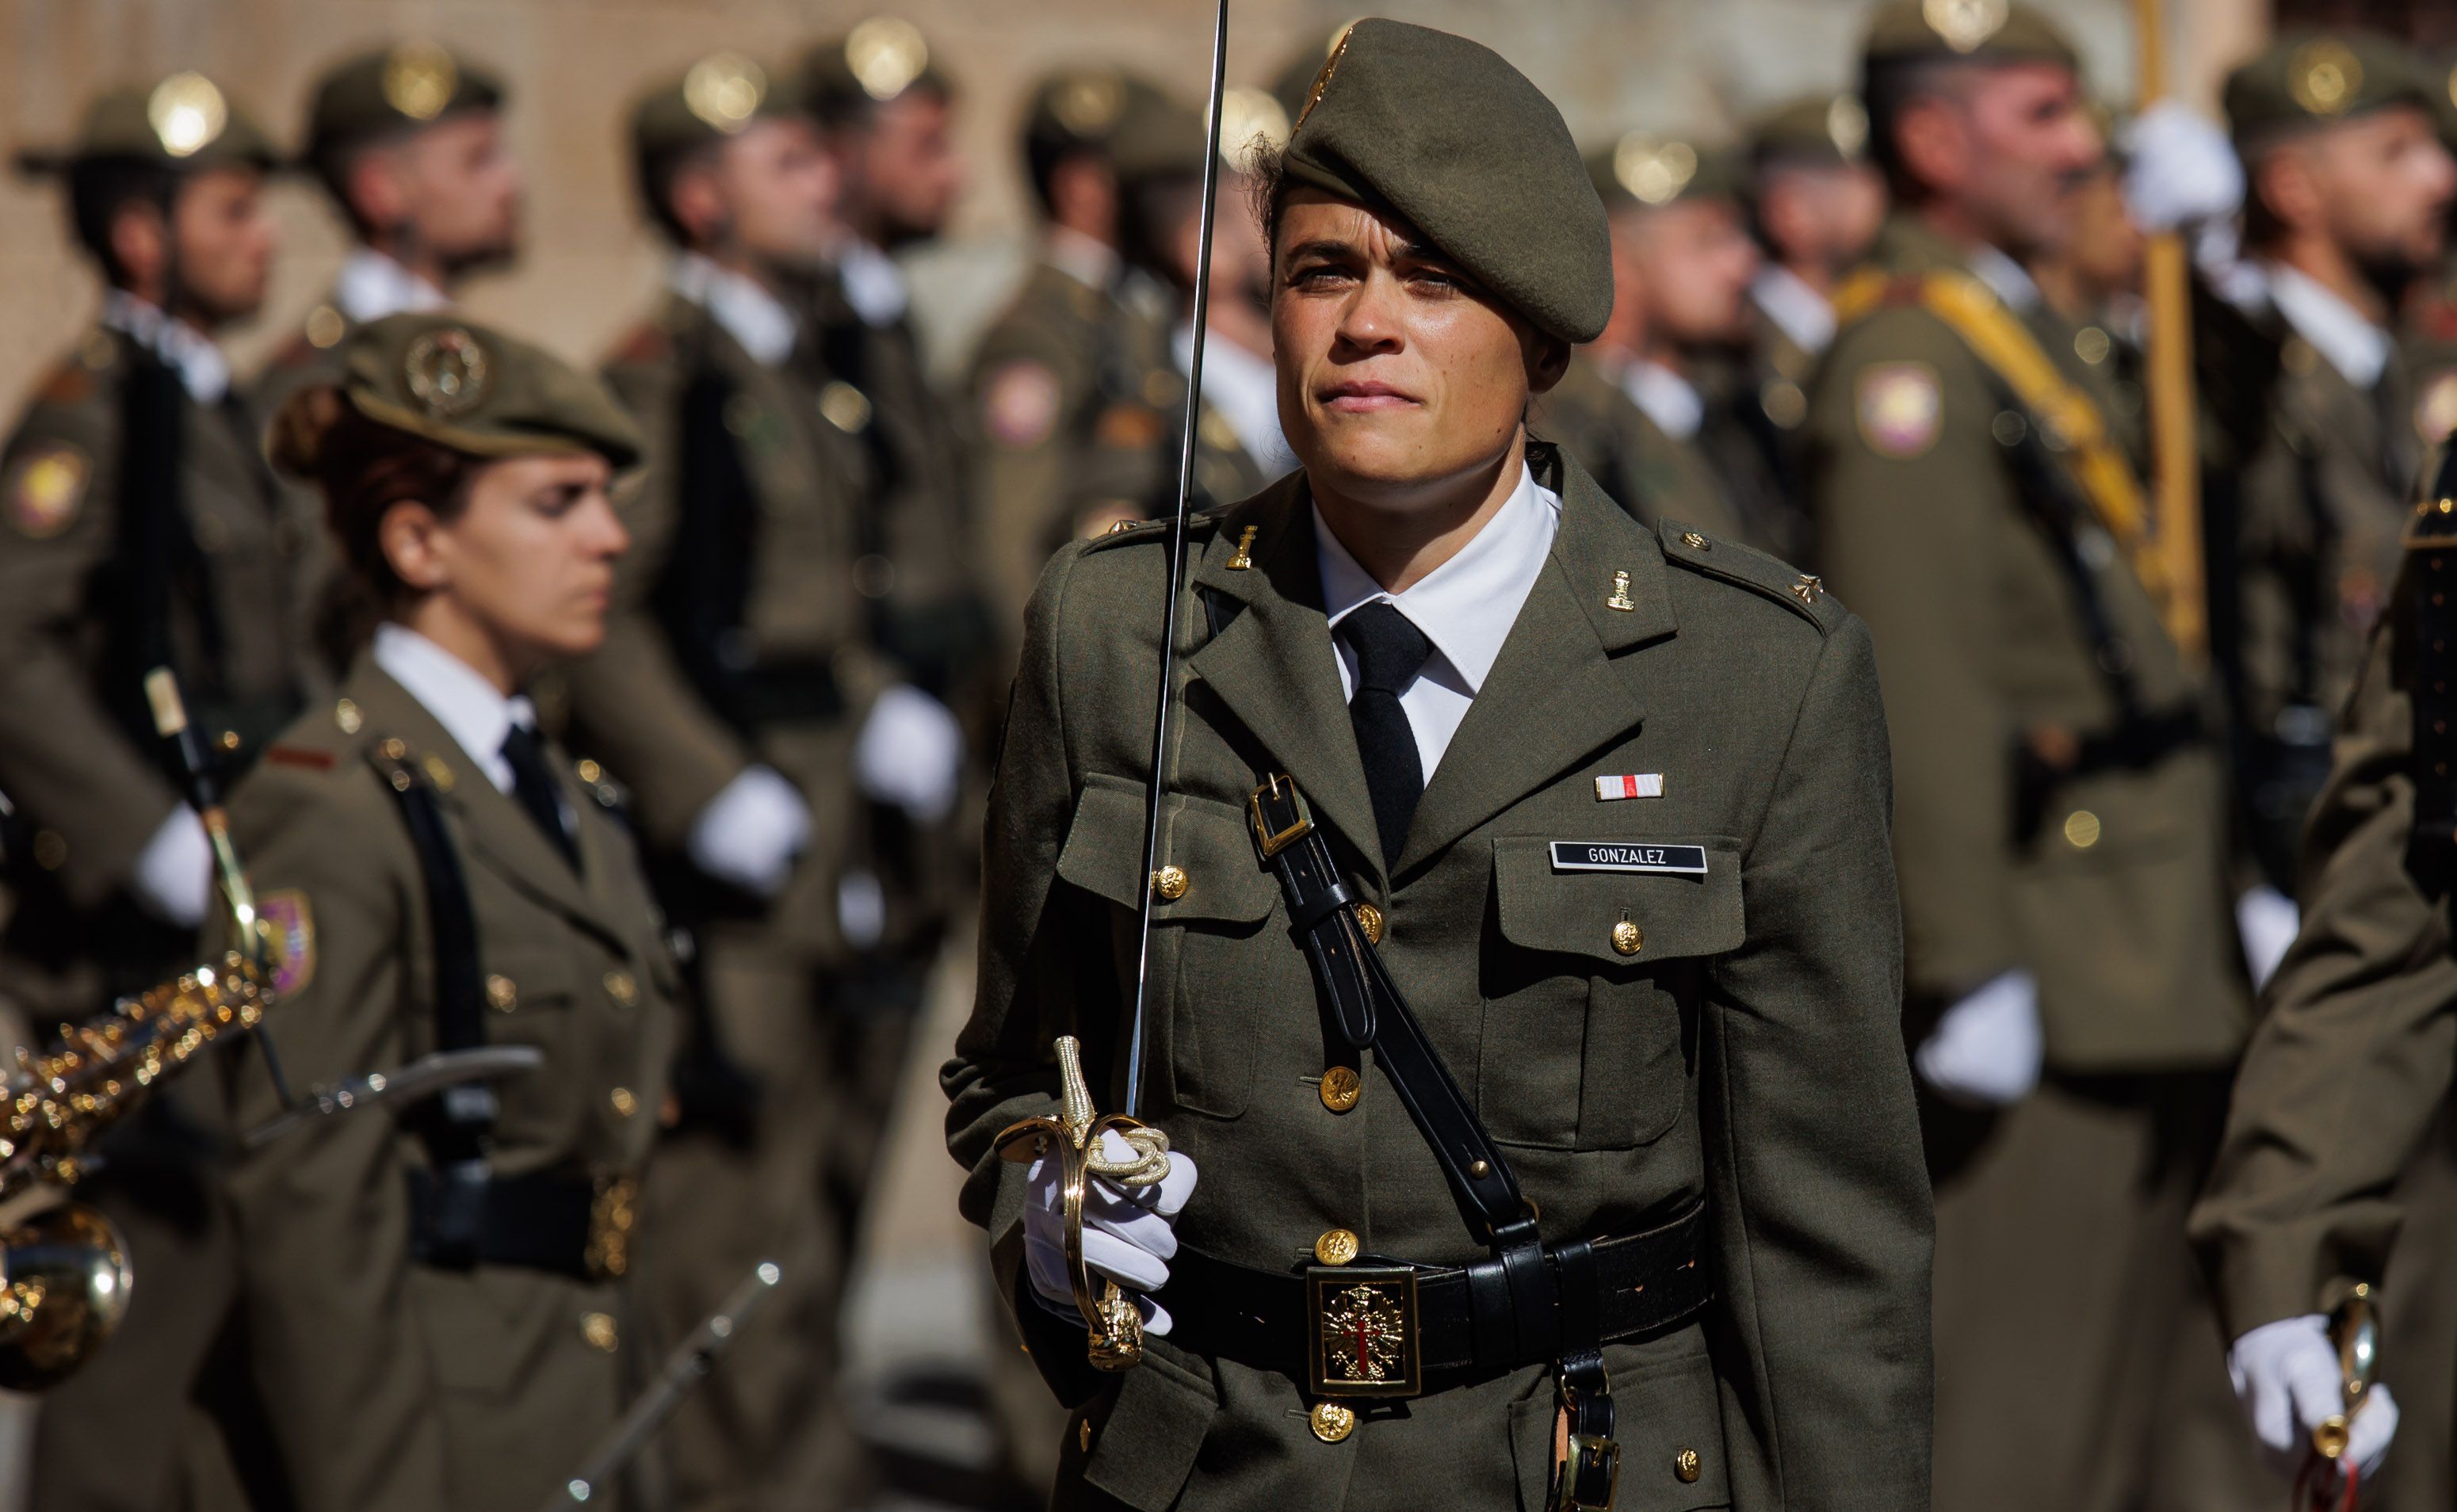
[2137,0,2207,664]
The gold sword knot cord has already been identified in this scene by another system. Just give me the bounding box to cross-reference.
[994,1036,1171,1370]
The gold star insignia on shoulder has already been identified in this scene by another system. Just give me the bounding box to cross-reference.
[1791,574,1824,603]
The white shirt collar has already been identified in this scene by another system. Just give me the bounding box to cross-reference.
[1046,226,1120,292]
[1172,323,1296,475]
[334,246,450,325]
[1620,359,1704,441]
[1966,242,2041,313]
[669,254,800,368]
[1751,264,1836,356]
[2263,262,2391,390]
[1314,462,1559,697]
[835,239,910,328]
[100,292,229,405]
[372,623,537,797]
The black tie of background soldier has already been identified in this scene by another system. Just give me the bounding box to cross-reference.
[501,722,579,872]
[1340,601,1433,866]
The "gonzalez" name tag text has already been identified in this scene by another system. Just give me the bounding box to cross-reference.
[1548,842,1709,876]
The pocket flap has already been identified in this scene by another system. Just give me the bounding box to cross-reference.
[1492,835,1744,964]
[476,943,581,1010]
[1055,777,1278,925]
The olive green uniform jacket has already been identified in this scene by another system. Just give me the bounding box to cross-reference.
[945,445,1932,1510]
[969,257,1176,625]
[220,658,680,1512]
[1532,355,1741,544]
[1810,215,2249,1067]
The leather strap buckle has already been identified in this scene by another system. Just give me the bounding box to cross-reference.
[1248,773,1314,858]
[1306,1264,1422,1398]
[1554,1434,1621,1512]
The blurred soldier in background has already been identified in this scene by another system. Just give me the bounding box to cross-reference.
[1735,94,1886,515]
[1812,6,2264,1507]
[2,72,312,1512]
[564,54,938,1509]
[966,68,1206,622]
[2221,35,2455,889]
[258,42,521,402]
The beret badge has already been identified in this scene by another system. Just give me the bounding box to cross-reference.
[147,73,228,158]
[404,328,491,418]
[383,41,460,123]
[1922,0,2009,54]
[685,53,767,134]
[846,17,930,101]
[2288,39,2361,116]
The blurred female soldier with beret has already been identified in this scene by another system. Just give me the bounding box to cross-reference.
[220,312,681,1512]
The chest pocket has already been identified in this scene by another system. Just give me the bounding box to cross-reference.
[1054,775,1280,1118]
[1481,835,1744,1151]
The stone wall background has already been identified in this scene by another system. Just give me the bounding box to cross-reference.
[0,0,2263,418]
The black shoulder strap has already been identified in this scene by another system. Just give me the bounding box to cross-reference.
[2407,454,2457,887]
[370,747,495,1169]
[652,330,763,734]
[104,343,223,754]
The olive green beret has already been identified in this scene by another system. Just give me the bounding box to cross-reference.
[1021,68,1203,183]
[1861,0,2079,71]
[1750,94,1871,170]
[1281,19,1611,344]
[305,42,504,162]
[801,17,950,128]
[2223,32,2437,147]
[17,73,277,174]
[1586,134,1744,213]
[322,313,641,469]
[631,53,805,163]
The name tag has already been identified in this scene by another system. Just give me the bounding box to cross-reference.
[1549,841,1708,876]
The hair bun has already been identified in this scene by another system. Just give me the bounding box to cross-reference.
[266,384,348,480]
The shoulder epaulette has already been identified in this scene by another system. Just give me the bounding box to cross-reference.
[1656,518,1844,632]
[1080,510,1221,555]
[361,735,465,796]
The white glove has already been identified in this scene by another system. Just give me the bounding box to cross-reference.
[130,804,212,928]
[687,766,811,899]
[2237,886,2300,992]
[1916,968,2043,1107]
[2230,1314,2398,1482]
[1023,1129,1198,1336]
[854,684,962,824]
[2121,101,2244,234]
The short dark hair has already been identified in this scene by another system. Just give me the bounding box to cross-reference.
[66,157,178,286]
[1248,141,1291,260]
[310,128,414,241]
[634,139,722,248]
[1861,56,1971,198]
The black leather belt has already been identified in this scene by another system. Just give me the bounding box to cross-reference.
[407,1166,635,1281]
[1159,1200,1710,1391]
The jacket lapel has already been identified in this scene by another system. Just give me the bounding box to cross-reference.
[1185,476,1385,884]
[1397,455,1675,875]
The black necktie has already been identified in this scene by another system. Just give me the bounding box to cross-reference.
[501,722,578,872]
[1340,602,1433,867]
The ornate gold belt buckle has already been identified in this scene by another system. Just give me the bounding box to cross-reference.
[1307,1264,1421,1398]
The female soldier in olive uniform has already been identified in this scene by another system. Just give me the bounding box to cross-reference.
[219,313,680,1512]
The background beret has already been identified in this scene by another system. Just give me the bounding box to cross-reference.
[1750,94,1871,171]
[1280,18,1611,343]
[1861,0,2080,71]
[630,53,804,165]
[18,73,277,175]
[305,42,504,162]
[801,18,951,129]
[1585,133,1745,213]
[2224,32,2437,147]
[323,312,641,470]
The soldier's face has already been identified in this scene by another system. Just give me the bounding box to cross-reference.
[1759,162,1886,275]
[171,166,274,324]
[1624,198,1760,349]
[846,90,963,244]
[716,117,839,270]
[1271,190,1562,510]
[390,111,523,273]
[1905,63,2101,258]
[2302,107,2456,277]
[392,452,629,671]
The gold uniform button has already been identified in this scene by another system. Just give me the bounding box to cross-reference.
[1309,1401,1356,1443]
[1319,1065,1361,1113]
[576,758,603,785]
[1152,865,1190,901]
[610,1086,640,1118]
[485,974,518,1013]
[334,698,362,735]
[2063,810,2102,850]
[1354,902,1383,944]
[580,1312,619,1353]
[1313,1228,1358,1266]
[1675,1447,1702,1483]
[1611,918,1643,956]
[604,971,639,1006]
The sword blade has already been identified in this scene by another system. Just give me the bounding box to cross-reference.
[242,1045,546,1150]
[1123,0,1230,1121]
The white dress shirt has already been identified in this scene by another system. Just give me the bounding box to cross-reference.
[670,253,799,368]
[101,292,230,404]
[334,247,450,325]
[1315,464,1561,779]
[1966,242,2042,314]
[1045,226,1121,292]
[373,623,551,815]
[1750,264,1837,357]
[1621,358,1705,441]
[835,239,911,329]
[1174,324,1296,476]
[2263,262,2390,390]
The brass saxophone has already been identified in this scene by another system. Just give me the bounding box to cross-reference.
[0,670,281,1389]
